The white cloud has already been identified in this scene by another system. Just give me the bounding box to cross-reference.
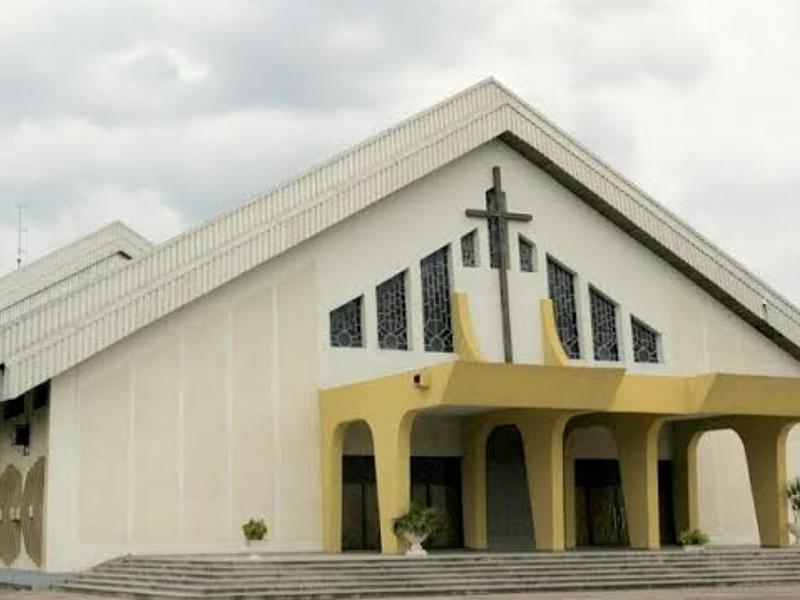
[0,0,798,307]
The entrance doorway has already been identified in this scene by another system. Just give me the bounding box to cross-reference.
[341,455,464,551]
[574,459,676,547]
[575,459,628,546]
[342,456,380,551]
[486,425,535,550]
[411,457,463,549]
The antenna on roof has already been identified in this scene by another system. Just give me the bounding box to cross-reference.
[16,205,27,270]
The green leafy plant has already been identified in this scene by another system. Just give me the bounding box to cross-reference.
[678,528,709,546]
[786,477,800,515]
[392,502,438,537]
[242,518,268,541]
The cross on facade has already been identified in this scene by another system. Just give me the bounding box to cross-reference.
[466,166,532,363]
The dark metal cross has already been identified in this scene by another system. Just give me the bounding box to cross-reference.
[466,166,532,363]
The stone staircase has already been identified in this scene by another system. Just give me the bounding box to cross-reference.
[58,548,800,598]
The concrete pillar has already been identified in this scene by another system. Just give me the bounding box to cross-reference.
[671,422,700,537]
[371,414,415,554]
[519,413,572,551]
[733,417,795,548]
[462,419,488,550]
[612,415,666,550]
[320,420,346,552]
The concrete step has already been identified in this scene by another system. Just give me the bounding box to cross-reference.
[58,574,800,599]
[69,568,800,591]
[57,549,800,598]
[78,562,800,584]
[104,553,800,573]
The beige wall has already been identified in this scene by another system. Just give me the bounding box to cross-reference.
[46,258,319,571]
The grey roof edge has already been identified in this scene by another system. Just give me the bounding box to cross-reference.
[1,79,798,399]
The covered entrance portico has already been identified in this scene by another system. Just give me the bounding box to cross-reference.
[320,297,800,554]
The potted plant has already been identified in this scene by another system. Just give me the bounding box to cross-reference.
[678,528,709,552]
[242,517,268,557]
[786,477,800,544]
[393,502,438,557]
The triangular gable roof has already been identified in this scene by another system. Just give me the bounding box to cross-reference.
[0,222,151,325]
[1,78,799,399]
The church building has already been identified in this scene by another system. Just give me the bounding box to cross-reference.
[1,79,799,572]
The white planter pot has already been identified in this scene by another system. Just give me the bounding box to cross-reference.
[400,532,429,557]
[682,544,704,553]
[244,539,269,559]
[788,522,800,545]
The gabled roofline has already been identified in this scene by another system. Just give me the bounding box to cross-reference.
[1,79,798,399]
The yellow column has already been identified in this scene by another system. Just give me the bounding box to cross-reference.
[371,413,415,554]
[612,415,666,550]
[519,413,572,551]
[563,431,577,549]
[671,423,700,536]
[462,418,488,550]
[732,417,794,548]
[320,420,346,552]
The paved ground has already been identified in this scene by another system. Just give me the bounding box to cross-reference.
[2,585,800,599]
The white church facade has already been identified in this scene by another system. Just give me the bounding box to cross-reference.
[1,79,799,572]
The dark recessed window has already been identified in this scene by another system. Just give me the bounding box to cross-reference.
[330,297,363,348]
[632,317,660,363]
[461,230,478,268]
[590,288,619,361]
[519,236,536,273]
[376,272,408,350]
[421,246,453,353]
[547,257,581,359]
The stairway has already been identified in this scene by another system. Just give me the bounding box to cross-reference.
[58,548,800,598]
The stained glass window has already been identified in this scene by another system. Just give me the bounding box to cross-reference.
[421,246,453,352]
[330,297,363,348]
[632,317,660,363]
[590,289,619,361]
[547,257,581,359]
[461,230,478,268]
[519,236,536,273]
[376,272,408,350]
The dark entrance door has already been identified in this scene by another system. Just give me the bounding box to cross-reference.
[574,459,676,547]
[342,455,464,551]
[342,456,381,551]
[575,459,628,547]
[411,457,463,549]
[486,425,535,550]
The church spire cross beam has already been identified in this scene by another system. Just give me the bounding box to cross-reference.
[466,166,532,363]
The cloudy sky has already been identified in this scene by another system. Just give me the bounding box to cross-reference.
[1,1,799,302]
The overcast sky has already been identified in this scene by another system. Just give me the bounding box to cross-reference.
[1,1,799,303]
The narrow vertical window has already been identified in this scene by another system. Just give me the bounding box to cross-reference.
[421,246,453,352]
[330,297,363,348]
[590,288,619,361]
[519,236,536,273]
[461,230,478,268]
[632,317,660,363]
[547,257,580,359]
[376,272,408,350]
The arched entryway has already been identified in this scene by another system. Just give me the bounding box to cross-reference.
[486,424,534,550]
[565,421,675,549]
[409,416,464,550]
[693,429,758,544]
[341,420,380,551]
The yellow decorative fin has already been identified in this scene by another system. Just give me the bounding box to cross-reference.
[541,299,570,367]
[453,292,487,362]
